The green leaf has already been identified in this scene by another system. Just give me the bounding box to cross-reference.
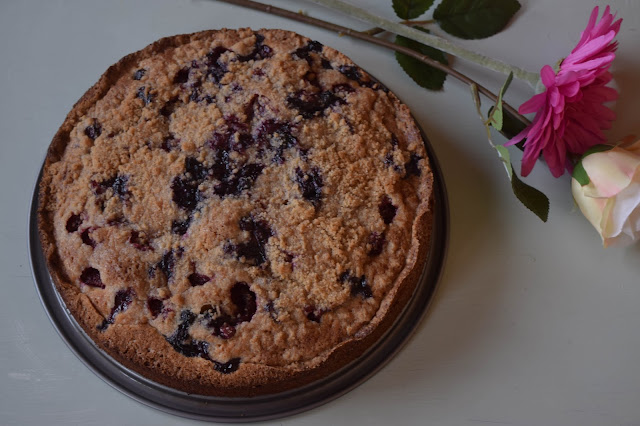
[490,106,503,132]
[395,27,448,90]
[572,144,614,186]
[488,105,526,150]
[434,0,521,40]
[511,166,549,222]
[495,145,512,179]
[572,162,590,186]
[488,72,513,131]
[392,0,435,19]
[582,144,614,157]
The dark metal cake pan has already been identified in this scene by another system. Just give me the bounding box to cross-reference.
[29,120,448,422]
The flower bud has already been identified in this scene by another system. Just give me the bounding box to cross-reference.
[571,139,640,247]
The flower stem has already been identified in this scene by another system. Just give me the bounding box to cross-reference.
[405,19,436,25]
[211,0,532,127]
[309,0,540,88]
[364,19,436,36]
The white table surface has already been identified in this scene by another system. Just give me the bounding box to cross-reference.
[2,0,640,424]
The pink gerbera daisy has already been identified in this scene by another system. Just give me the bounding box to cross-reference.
[508,6,622,178]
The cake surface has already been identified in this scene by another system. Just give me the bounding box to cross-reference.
[38,28,434,396]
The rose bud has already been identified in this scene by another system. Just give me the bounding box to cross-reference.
[571,138,640,247]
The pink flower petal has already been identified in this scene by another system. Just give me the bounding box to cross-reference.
[559,80,581,97]
[541,65,556,88]
[573,6,600,51]
[512,6,620,178]
[518,92,547,114]
[506,127,528,146]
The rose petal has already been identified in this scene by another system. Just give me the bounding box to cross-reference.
[583,149,640,197]
[601,179,640,246]
[572,177,607,236]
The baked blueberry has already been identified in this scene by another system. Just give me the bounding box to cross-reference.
[98,288,135,331]
[80,267,104,289]
[378,195,397,224]
[295,167,323,206]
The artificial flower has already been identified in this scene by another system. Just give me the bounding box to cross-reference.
[572,138,640,247]
[508,6,622,178]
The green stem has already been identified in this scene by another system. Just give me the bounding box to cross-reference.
[406,19,436,25]
[364,19,436,36]
[308,0,540,88]
[363,27,385,36]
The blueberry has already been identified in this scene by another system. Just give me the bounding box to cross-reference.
[205,46,230,84]
[171,176,201,211]
[133,68,146,80]
[188,272,211,287]
[213,163,264,197]
[384,151,402,172]
[111,175,130,200]
[173,66,190,84]
[286,90,344,119]
[175,339,211,359]
[98,288,135,331]
[206,312,235,337]
[91,175,130,200]
[265,302,279,322]
[213,358,240,374]
[136,86,154,105]
[254,119,297,164]
[237,33,273,62]
[231,282,257,322]
[367,232,386,256]
[184,157,209,180]
[147,297,164,318]
[166,310,242,372]
[160,98,180,118]
[80,228,96,248]
[295,167,323,207]
[404,153,422,177]
[226,216,272,266]
[243,94,259,123]
[171,217,191,235]
[340,270,372,299]
[304,305,326,322]
[338,65,374,88]
[170,310,197,344]
[218,324,236,339]
[292,40,323,64]
[378,195,397,224]
[157,250,178,281]
[85,120,102,140]
[166,310,211,358]
[66,214,82,233]
[80,267,104,288]
[209,147,233,180]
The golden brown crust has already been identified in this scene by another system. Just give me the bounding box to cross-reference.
[38,28,434,396]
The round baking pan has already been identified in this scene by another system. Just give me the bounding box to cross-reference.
[29,122,448,422]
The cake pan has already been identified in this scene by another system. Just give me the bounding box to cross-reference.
[30,117,448,422]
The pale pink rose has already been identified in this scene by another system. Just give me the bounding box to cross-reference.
[572,138,640,247]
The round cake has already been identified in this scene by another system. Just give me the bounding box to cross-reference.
[38,28,434,396]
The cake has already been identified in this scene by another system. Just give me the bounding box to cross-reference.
[38,28,434,396]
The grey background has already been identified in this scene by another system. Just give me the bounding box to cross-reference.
[2,0,640,425]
